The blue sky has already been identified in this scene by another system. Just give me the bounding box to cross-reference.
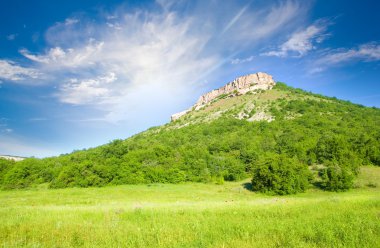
[0,0,379,157]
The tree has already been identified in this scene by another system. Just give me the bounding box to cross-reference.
[320,161,354,191]
[251,153,311,195]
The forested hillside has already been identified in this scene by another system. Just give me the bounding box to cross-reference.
[1,83,379,194]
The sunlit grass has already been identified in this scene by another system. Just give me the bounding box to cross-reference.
[0,167,379,247]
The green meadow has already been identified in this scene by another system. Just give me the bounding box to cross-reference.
[0,166,379,248]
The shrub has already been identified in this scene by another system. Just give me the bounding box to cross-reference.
[320,161,354,191]
[2,158,47,189]
[251,154,310,195]
[0,158,14,182]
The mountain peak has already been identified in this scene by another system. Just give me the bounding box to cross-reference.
[171,72,275,121]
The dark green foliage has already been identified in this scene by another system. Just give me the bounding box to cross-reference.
[251,154,310,195]
[272,82,289,90]
[248,108,256,117]
[214,93,228,101]
[320,161,355,191]
[0,158,14,182]
[1,83,379,194]
[2,158,49,189]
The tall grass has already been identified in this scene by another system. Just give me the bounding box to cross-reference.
[0,167,379,247]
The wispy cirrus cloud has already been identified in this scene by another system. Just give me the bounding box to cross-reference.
[59,72,117,105]
[0,60,41,81]
[262,19,330,57]
[231,56,254,65]
[221,2,251,34]
[20,40,104,68]
[64,18,79,26]
[311,42,380,73]
[222,0,304,45]
[1,0,308,123]
[318,42,380,64]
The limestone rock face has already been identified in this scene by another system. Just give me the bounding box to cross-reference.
[170,109,191,122]
[171,72,275,121]
[195,72,275,107]
[0,155,26,161]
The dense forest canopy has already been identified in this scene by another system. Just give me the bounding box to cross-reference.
[1,83,379,194]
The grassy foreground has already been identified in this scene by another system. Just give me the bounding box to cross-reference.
[0,167,379,247]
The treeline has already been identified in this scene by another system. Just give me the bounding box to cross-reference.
[1,84,379,194]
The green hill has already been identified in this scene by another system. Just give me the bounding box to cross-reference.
[1,76,379,194]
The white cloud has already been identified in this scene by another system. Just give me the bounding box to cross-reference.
[0,60,41,81]
[44,16,95,47]
[106,22,122,30]
[250,1,304,40]
[231,56,254,65]
[319,43,380,64]
[222,3,250,34]
[212,1,304,48]
[1,0,308,123]
[311,42,380,73]
[262,20,329,57]
[156,0,186,11]
[106,15,117,20]
[58,72,117,105]
[64,18,79,26]
[20,41,104,68]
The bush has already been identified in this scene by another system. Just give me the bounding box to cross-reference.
[320,161,354,191]
[2,158,48,189]
[0,158,14,182]
[251,154,310,195]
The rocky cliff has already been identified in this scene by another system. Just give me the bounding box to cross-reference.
[0,155,26,161]
[171,72,275,121]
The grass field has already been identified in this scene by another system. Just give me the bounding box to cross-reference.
[0,166,379,247]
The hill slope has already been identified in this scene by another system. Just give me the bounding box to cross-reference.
[1,73,379,193]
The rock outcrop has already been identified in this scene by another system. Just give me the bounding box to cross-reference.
[0,155,26,161]
[171,72,275,121]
